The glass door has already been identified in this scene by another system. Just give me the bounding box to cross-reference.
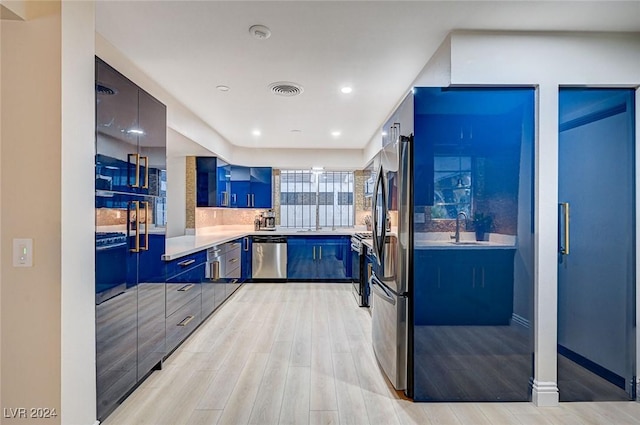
[558,88,636,401]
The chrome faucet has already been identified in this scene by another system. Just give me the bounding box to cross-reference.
[452,211,467,243]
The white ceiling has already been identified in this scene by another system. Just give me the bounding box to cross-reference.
[95,1,640,153]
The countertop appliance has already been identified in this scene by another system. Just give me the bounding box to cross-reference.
[370,124,411,393]
[351,232,372,307]
[260,210,277,230]
[252,235,287,279]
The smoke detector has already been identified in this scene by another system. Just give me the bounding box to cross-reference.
[249,25,271,40]
[269,81,304,97]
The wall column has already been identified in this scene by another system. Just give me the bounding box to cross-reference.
[532,83,560,406]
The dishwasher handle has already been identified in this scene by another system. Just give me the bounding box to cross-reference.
[253,236,287,244]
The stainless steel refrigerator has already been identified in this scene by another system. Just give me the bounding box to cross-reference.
[370,128,412,393]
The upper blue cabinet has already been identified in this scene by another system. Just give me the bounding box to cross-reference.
[196,158,272,209]
[196,157,218,207]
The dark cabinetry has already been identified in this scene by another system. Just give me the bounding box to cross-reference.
[196,158,272,209]
[196,157,219,207]
[95,57,167,421]
[287,236,351,280]
[414,249,515,325]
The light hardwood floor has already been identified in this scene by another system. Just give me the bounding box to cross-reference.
[103,283,640,425]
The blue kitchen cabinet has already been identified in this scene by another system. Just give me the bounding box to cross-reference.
[217,160,231,207]
[229,166,272,208]
[287,237,315,279]
[414,249,515,326]
[250,167,273,208]
[230,165,251,207]
[196,157,218,207]
[287,236,350,280]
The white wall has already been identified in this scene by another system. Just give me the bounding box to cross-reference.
[447,31,640,406]
[2,2,63,423]
[61,1,96,424]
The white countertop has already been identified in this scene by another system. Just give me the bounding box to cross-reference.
[163,227,362,261]
[414,232,516,250]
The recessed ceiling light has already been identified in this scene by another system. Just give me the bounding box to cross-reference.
[312,166,324,171]
[252,130,261,136]
[216,85,230,92]
[126,128,144,135]
[341,86,353,94]
[249,24,271,40]
[381,131,388,136]
[331,131,341,137]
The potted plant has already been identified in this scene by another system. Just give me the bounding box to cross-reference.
[473,212,492,241]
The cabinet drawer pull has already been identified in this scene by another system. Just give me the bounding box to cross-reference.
[228,258,239,263]
[244,237,249,251]
[177,315,195,327]
[178,284,194,292]
[178,259,195,267]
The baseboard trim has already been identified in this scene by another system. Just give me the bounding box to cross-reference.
[558,344,626,390]
[511,313,531,329]
[530,379,559,406]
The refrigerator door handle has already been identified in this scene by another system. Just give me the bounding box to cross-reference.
[372,164,387,265]
[371,274,396,305]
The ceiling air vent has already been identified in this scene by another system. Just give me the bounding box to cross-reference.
[269,81,304,97]
[95,82,117,95]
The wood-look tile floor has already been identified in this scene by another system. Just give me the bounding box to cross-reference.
[103,283,640,425]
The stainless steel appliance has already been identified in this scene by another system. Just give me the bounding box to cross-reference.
[252,235,287,279]
[370,126,411,392]
[259,210,277,230]
[351,232,372,307]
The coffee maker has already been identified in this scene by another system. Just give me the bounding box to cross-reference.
[259,210,276,230]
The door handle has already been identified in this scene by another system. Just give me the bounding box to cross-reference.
[243,237,249,251]
[313,246,316,260]
[370,274,396,305]
[252,194,255,207]
[128,153,140,188]
[140,201,150,251]
[559,202,570,255]
[319,246,322,260]
[247,194,251,207]
[141,156,149,189]
[129,201,140,253]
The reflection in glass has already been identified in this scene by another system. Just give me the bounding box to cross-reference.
[412,87,535,401]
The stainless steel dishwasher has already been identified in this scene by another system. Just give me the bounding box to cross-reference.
[252,236,287,279]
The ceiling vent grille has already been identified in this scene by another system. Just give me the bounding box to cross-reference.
[269,82,304,97]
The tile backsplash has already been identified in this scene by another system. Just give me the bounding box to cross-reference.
[196,207,268,228]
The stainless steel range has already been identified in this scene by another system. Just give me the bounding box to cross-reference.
[351,231,372,307]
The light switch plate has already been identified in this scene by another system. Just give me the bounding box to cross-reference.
[13,238,33,267]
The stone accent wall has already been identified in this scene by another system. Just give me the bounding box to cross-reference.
[185,156,196,230]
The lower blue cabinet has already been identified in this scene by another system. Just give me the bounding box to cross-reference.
[287,236,350,280]
[414,249,515,326]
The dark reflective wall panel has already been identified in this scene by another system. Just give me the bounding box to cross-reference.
[412,87,535,401]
